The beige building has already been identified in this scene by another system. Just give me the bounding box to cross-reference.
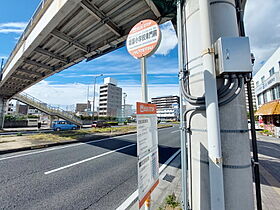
[99,78,122,117]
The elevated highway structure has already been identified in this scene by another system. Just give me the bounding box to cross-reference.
[0,0,176,128]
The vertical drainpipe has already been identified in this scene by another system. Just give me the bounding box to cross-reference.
[177,0,188,209]
[198,0,225,209]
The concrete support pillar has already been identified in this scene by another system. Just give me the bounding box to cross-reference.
[49,115,55,128]
[183,0,254,209]
[0,97,6,129]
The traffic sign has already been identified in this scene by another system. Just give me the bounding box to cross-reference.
[126,19,161,59]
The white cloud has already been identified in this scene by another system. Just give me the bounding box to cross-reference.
[244,0,280,72]
[0,55,8,60]
[0,22,27,34]
[155,21,178,56]
[24,80,179,109]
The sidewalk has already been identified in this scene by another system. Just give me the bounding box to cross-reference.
[255,132,280,209]
[129,153,182,210]
[126,133,280,210]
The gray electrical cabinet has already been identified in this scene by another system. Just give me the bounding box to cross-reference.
[215,37,252,75]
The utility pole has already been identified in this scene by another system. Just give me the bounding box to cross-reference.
[123,93,127,119]
[0,58,4,81]
[180,0,254,209]
[87,85,90,115]
[92,74,103,121]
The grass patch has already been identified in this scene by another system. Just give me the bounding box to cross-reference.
[29,126,137,142]
[158,193,181,210]
[28,124,171,142]
[260,129,273,136]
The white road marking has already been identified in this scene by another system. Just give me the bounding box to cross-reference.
[44,144,136,175]
[116,149,181,210]
[0,133,136,161]
[171,130,180,134]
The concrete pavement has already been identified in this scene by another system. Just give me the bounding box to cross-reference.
[0,125,180,210]
[255,133,280,210]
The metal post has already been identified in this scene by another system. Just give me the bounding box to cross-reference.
[140,56,150,210]
[87,85,90,114]
[123,93,127,119]
[177,0,188,209]
[92,74,103,121]
[0,97,6,130]
[141,57,148,103]
[198,0,225,209]
[235,0,262,207]
[92,77,97,121]
[0,58,4,81]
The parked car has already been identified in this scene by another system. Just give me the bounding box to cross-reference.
[52,121,78,131]
[91,121,111,128]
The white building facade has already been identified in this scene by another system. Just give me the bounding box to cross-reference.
[254,47,280,107]
[151,95,180,121]
[99,77,122,117]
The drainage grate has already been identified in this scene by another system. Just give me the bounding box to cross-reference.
[163,174,175,183]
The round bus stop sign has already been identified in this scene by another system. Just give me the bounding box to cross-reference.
[126,19,161,59]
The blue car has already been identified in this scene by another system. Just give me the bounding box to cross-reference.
[52,121,78,131]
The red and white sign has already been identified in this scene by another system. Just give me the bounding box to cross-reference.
[126,19,161,59]
[136,102,159,208]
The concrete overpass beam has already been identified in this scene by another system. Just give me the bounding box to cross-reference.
[51,29,89,53]
[80,0,122,36]
[34,47,69,64]
[17,68,43,77]
[0,97,7,129]
[24,59,54,71]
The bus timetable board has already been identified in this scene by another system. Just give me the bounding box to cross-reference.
[136,102,159,208]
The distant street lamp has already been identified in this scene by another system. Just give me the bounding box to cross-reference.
[123,92,127,119]
[92,74,103,121]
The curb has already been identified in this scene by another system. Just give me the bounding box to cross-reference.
[0,125,173,155]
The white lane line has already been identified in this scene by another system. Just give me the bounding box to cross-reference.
[0,127,174,161]
[171,130,180,134]
[116,149,181,210]
[0,133,136,161]
[44,144,136,175]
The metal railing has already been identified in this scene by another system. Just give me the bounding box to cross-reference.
[3,0,54,72]
[13,92,83,125]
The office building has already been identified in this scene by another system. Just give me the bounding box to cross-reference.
[254,47,280,107]
[99,77,122,117]
[75,101,91,116]
[151,95,180,121]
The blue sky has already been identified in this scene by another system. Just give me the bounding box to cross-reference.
[1,0,279,108]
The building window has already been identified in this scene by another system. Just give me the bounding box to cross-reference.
[271,88,276,100]
[276,85,280,99]
[261,76,265,83]
[269,67,275,77]
[263,91,268,103]
[256,81,259,86]
[257,95,262,105]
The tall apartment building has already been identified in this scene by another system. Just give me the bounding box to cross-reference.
[151,95,180,121]
[253,47,280,107]
[99,77,122,117]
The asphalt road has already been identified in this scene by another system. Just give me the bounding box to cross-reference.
[0,125,180,210]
